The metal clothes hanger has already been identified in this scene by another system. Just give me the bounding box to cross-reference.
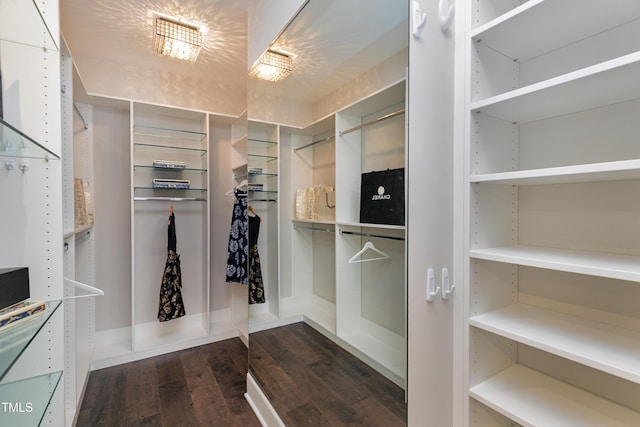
[348,241,389,263]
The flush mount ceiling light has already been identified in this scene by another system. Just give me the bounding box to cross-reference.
[153,16,202,62]
[248,49,292,82]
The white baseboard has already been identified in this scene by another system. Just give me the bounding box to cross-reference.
[245,372,285,427]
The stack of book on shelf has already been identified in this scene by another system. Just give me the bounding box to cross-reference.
[152,178,191,189]
[153,159,187,169]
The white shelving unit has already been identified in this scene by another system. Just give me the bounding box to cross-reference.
[65,81,246,372]
[462,1,640,424]
[131,103,210,355]
[0,0,64,424]
[61,42,101,426]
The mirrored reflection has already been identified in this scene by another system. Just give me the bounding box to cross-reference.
[247,1,408,425]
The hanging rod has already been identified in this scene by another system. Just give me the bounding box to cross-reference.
[134,197,206,202]
[293,223,335,233]
[339,229,405,241]
[73,103,89,130]
[293,135,335,152]
[339,109,405,136]
[248,198,277,202]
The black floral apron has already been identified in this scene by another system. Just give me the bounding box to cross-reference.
[158,211,186,322]
[226,190,248,284]
[248,214,265,304]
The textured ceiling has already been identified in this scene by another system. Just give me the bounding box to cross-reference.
[61,0,248,114]
[249,0,408,104]
[61,0,407,114]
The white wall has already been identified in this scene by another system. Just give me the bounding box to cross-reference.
[91,104,132,331]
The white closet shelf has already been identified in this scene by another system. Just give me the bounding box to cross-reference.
[470,304,640,383]
[337,221,405,231]
[338,330,405,381]
[302,308,336,336]
[134,322,208,354]
[471,0,640,62]
[63,224,93,240]
[231,135,248,148]
[470,159,640,185]
[469,245,640,282]
[292,219,336,226]
[470,51,640,124]
[469,364,640,427]
[232,162,247,173]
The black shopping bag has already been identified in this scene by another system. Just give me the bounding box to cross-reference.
[360,168,405,225]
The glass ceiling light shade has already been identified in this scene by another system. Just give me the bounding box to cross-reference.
[249,49,292,82]
[153,17,202,62]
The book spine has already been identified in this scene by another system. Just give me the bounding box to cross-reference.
[0,302,46,330]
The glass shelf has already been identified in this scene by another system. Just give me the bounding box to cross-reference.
[0,0,58,51]
[249,187,278,202]
[133,125,206,142]
[0,118,59,160]
[0,300,62,382]
[248,138,277,146]
[134,186,207,192]
[248,153,277,161]
[0,371,63,426]
[134,142,207,156]
[249,189,278,194]
[133,165,208,174]
[249,172,278,177]
[133,187,208,203]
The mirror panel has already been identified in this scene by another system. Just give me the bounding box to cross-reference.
[247,1,408,425]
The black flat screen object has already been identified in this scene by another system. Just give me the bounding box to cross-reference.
[0,267,30,310]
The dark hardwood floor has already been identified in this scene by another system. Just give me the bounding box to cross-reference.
[250,322,407,426]
[78,323,407,426]
[77,337,260,427]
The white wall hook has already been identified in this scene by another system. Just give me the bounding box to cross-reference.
[426,268,440,302]
[441,267,455,300]
[438,0,455,32]
[412,1,427,38]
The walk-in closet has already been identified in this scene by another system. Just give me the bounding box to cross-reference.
[2,0,640,426]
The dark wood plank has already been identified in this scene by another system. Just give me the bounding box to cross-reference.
[180,346,232,426]
[78,338,260,427]
[76,364,127,427]
[155,352,201,427]
[124,358,160,425]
